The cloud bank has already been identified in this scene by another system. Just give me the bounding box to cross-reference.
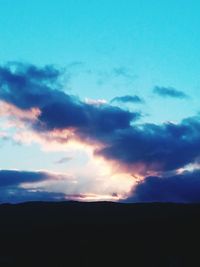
[0,169,66,203]
[125,170,200,203]
[0,62,199,203]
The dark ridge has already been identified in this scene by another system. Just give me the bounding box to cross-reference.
[0,201,199,267]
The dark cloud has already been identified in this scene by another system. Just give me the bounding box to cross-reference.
[0,169,69,203]
[125,170,200,203]
[95,116,200,173]
[0,170,51,187]
[153,86,188,99]
[0,62,63,110]
[111,95,144,104]
[0,187,66,203]
[36,99,139,135]
[1,62,200,176]
[0,62,140,134]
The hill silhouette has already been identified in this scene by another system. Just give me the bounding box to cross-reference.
[0,201,199,267]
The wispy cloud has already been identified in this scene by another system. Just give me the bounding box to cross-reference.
[54,156,73,164]
[111,95,144,104]
[96,66,137,86]
[112,67,136,80]
[153,86,189,99]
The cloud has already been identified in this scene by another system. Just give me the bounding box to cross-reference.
[125,170,200,203]
[112,67,136,80]
[0,169,68,203]
[0,62,139,134]
[111,95,144,104]
[96,66,137,86]
[54,157,73,164]
[0,187,66,203]
[0,62,63,110]
[153,86,188,99]
[0,169,101,203]
[0,62,199,175]
[0,166,127,203]
[1,62,200,197]
[0,101,40,128]
[95,116,200,174]
[85,98,107,106]
[0,170,54,187]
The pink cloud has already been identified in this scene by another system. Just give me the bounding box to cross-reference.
[0,101,40,121]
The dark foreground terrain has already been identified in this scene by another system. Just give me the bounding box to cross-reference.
[0,201,200,267]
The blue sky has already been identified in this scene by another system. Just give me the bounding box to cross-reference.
[0,0,200,202]
[1,0,200,122]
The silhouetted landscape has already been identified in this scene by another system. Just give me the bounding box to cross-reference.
[0,201,200,267]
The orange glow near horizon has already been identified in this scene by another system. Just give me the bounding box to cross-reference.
[0,100,143,201]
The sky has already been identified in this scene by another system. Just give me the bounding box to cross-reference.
[0,0,200,202]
